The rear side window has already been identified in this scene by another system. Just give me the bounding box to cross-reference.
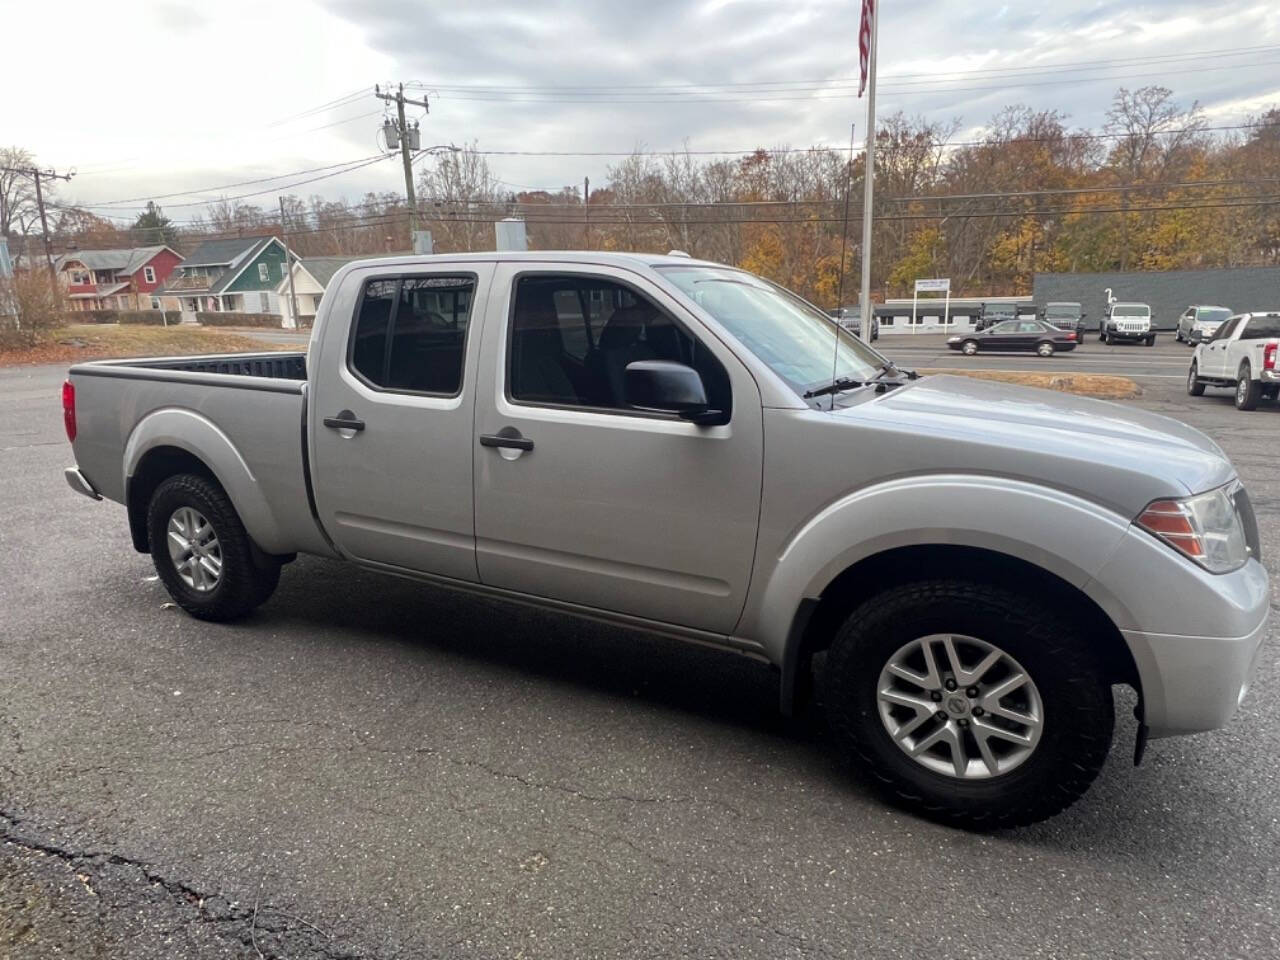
[1240,316,1280,340]
[349,275,475,395]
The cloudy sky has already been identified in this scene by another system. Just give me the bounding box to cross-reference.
[7,0,1280,225]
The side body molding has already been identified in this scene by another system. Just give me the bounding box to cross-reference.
[738,474,1139,665]
[123,407,291,554]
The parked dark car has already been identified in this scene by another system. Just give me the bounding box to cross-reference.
[830,307,879,341]
[1041,301,1088,341]
[948,318,1079,356]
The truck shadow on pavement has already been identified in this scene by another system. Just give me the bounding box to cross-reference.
[235,552,1276,857]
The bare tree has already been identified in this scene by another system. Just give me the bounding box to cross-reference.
[417,144,508,252]
[0,147,40,239]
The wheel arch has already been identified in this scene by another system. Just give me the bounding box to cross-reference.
[778,544,1141,718]
[124,408,290,555]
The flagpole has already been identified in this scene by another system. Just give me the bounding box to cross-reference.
[858,1,879,342]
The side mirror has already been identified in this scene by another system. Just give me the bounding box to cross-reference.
[625,360,724,425]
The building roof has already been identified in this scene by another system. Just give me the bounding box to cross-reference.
[1033,266,1280,329]
[181,234,277,269]
[159,236,282,296]
[56,245,175,275]
[298,255,366,288]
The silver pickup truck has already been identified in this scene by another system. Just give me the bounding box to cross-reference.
[62,252,1270,829]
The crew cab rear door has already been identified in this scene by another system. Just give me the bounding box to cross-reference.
[308,262,494,580]
[471,262,764,635]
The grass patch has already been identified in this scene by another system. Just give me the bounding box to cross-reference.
[0,324,294,367]
[920,368,1141,400]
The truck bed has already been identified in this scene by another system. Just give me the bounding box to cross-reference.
[67,350,330,558]
[74,350,307,384]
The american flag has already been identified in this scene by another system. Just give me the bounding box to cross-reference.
[858,0,876,97]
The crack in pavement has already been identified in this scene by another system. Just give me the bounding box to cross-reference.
[1,807,368,960]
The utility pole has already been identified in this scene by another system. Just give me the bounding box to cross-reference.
[583,176,590,248]
[375,84,429,252]
[279,195,302,329]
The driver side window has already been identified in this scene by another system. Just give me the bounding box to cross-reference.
[508,274,731,416]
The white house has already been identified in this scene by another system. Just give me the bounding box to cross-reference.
[275,256,363,329]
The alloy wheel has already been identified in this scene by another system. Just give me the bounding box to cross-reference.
[877,633,1044,780]
[166,506,222,592]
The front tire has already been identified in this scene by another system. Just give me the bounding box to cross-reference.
[1187,361,1206,396]
[147,473,281,621]
[1236,363,1260,411]
[961,340,979,356]
[1105,332,1115,345]
[824,580,1114,829]
[1145,335,1156,346]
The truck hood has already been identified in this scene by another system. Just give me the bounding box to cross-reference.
[834,374,1234,515]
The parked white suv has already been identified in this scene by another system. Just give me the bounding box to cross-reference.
[1188,311,1280,409]
[1101,302,1155,346]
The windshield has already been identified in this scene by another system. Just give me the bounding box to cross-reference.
[657,265,882,394]
[1044,304,1080,319]
[1113,304,1150,318]
[1198,308,1231,325]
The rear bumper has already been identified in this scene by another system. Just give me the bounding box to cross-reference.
[64,466,102,501]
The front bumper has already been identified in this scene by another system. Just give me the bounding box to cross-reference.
[1106,329,1151,342]
[1089,521,1271,739]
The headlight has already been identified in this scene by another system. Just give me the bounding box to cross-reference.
[1137,483,1249,573]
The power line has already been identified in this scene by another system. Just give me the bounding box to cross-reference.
[83,155,388,207]
[465,121,1277,157]
[407,43,1280,92]
[417,58,1280,103]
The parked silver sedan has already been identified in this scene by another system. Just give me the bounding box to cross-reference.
[1176,305,1232,345]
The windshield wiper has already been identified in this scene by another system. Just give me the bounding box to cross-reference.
[871,360,918,381]
[803,376,866,399]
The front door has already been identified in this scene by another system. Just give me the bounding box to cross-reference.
[309,263,494,581]
[1199,316,1238,378]
[472,264,764,635]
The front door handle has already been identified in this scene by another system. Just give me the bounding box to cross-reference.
[323,410,365,431]
[480,428,534,451]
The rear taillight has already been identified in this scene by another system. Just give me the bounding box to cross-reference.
[1265,343,1277,371]
[1066,332,1077,341]
[62,379,76,443]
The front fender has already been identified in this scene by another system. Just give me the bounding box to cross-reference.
[123,407,290,553]
[739,474,1137,665]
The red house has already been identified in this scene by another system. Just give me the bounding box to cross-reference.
[57,246,184,311]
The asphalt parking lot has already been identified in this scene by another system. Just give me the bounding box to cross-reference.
[2,355,1277,959]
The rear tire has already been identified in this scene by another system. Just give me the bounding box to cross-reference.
[824,580,1114,830]
[147,473,281,621]
[1235,363,1260,411]
[1187,361,1206,396]
[1036,342,1054,357]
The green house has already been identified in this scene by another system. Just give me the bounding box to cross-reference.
[158,234,293,319]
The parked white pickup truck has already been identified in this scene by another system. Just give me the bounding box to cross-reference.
[1187,312,1280,410]
[62,252,1270,829]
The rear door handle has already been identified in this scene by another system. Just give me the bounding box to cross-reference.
[323,410,365,431]
[480,429,534,451]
